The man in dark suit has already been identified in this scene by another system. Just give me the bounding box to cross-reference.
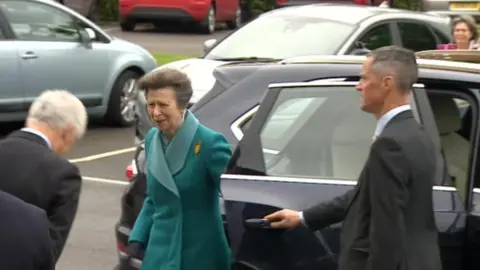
[0,189,54,270]
[264,46,441,270]
[0,90,87,262]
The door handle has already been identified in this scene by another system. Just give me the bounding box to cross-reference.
[244,218,272,229]
[21,52,38,60]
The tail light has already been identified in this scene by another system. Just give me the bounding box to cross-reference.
[125,159,137,181]
[117,239,128,254]
[276,0,288,4]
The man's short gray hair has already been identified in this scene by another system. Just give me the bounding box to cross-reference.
[368,46,418,93]
[27,90,88,138]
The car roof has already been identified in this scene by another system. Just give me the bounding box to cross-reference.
[261,3,449,25]
[279,54,480,74]
[416,49,480,64]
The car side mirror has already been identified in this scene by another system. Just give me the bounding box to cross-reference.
[203,38,217,53]
[80,28,96,43]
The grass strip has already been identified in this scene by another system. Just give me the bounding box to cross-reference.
[152,53,198,66]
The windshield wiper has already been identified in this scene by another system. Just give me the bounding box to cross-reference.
[213,56,282,62]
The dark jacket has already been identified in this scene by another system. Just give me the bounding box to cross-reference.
[0,189,54,270]
[303,111,442,270]
[0,130,82,262]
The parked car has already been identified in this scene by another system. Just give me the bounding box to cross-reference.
[115,49,480,269]
[0,0,157,126]
[132,3,452,144]
[118,0,242,34]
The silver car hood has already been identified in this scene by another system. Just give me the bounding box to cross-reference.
[151,58,227,103]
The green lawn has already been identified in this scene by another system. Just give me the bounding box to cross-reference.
[152,53,198,66]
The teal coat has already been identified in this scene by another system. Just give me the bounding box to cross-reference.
[129,111,232,270]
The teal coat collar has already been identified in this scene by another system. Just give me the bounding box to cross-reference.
[146,110,199,197]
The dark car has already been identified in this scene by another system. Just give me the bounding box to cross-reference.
[133,3,452,144]
[222,56,480,270]
[115,51,480,269]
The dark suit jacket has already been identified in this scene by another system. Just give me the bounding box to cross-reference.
[0,130,82,262]
[303,110,442,270]
[0,189,54,270]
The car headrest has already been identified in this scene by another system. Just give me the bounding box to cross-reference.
[429,95,462,134]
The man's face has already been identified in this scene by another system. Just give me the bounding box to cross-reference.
[356,57,389,115]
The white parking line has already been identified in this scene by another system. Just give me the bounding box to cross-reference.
[69,147,136,163]
[83,176,129,185]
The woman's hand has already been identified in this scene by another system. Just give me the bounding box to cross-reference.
[126,241,145,260]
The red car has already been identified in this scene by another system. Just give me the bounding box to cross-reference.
[118,0,241,34]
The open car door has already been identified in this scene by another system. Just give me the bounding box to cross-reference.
[221,80,478,270]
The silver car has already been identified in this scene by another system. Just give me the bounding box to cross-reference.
[0,0,157,126]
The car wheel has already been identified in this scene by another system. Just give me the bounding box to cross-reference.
[226,5,242,29]
[120,20,136,32]
[104,70,141,127]
[199,6,216,34]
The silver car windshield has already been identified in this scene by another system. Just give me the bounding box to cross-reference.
[205,15,356,60]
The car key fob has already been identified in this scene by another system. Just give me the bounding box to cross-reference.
[244,218,271,228]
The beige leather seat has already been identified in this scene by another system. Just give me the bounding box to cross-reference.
[429,95,470,202]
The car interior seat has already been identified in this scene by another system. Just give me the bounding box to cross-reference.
[429,95,470,202]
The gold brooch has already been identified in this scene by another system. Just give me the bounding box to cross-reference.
[194,140,202,156]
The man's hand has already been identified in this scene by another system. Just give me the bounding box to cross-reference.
[264,209,301,229]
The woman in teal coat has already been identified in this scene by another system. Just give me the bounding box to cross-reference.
[127,68,232,270]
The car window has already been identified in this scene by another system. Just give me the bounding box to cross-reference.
[204,15,356,60]
[0,0,80,42]
[259,85,384,180]
[356,24,392,50]
[398,22,437,51]
[427,93,473,202]
[431,27,451,44]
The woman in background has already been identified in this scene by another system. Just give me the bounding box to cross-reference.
[126,68,232,270]
[450,15,479,49]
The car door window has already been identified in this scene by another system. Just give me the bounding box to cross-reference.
[356,24,392,51]
[0,0,80,42]
[432,27,451,44]
[398,22,438,51]
[427,92,473,202]
[256,84,421,180]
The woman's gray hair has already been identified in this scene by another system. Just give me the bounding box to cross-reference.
[27,89,88,138]
[137,68,193,109]
[451,15,478,42]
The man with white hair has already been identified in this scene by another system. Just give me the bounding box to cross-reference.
[0,89,87,262]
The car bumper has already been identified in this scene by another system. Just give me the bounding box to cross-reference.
[115,222,143,269]
[119,2,209,22]
[424,1,480,19]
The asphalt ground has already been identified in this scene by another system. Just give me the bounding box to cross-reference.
[105,23,232,55]
[0,24,234,270]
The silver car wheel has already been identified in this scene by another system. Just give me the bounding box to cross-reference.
[120,78,137,123]
[208,7,215,33]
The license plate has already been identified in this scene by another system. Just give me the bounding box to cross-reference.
[450,2,480,10]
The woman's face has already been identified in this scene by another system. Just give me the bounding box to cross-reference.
[146,87,184,135]
[454,22,472,44]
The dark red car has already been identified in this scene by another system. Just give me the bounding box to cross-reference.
[118,0,241,34]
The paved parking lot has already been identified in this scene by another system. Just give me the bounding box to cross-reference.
[105,24,232,55]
